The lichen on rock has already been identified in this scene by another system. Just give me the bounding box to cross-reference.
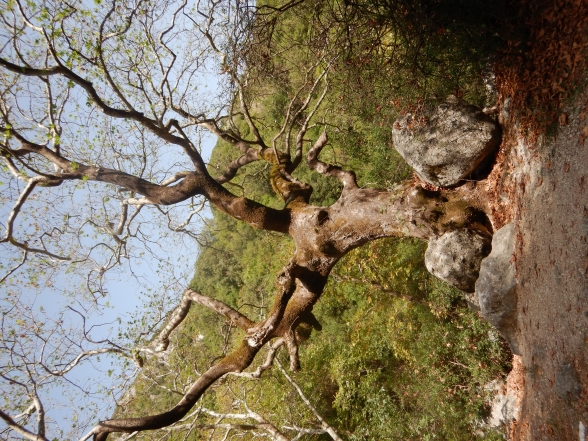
[392,95,502,187]
[425,227,492,293]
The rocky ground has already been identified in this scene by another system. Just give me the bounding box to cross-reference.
[511,86,588,441]
[490,0,588,438]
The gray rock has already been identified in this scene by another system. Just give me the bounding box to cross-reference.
[464,291,481,312]
[555,364,582,402]
[484,379,519,430]
[475,223,519,354]
[392,95,501,187]
[425,228,491,293]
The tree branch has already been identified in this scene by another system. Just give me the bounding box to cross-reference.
[5,128,290,233]
[0,57,207,172]
[290,65,331,172]
[227,338,285,379]
[246,262,298,347]
[0,409,49,441]
[152,288,254,352]
[200,407,290,441]
[275,360,343,441]
[307,132,358,189]
[91,341,261,440]
[215,146,262,184]
[41,348,136,377]
[0,176,70,260]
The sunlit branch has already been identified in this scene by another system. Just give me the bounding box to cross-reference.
[40,348,137,378]
[200,407,289,441]
[11,403,35,421]
[167,201,205,231]
[1,147,30,182]
[151,288,254,352]
[283,330,300,372]
[215,146,261,184]
[228,338,284,379]
[246,261,297,347]
[307,132,358,189]
[31,391,45,438]
[160,172,191,187]
[290,70,332,172]
[14,0,43,32]
[275,359,343,441]
[286,426,327,441]
[109,201,128,237]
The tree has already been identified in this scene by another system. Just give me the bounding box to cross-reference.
[0,0,498,439]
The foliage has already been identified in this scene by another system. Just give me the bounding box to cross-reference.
[305,238,510,440]
[345,0,515,102]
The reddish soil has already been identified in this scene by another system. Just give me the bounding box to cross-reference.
[490,0,588,438]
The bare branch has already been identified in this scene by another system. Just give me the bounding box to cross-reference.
[151,288,254,352]
[41,348,136,377]
[271,57,327,155]
[0,408,49,441]
[0,249,28,283]
[200,407,290,441]
[160,172,191,186]
[0,57,207,172]
[307,132,358,189]
[284,331,300,372]
[289,64,332,171]
[275,360,343,441]
[246,262,298,347]
[215,147,262,184]
[0,176,70,260]
[31,391,46,438]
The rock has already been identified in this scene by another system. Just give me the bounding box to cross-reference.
[425,228,491,293]
[555,364,582,402]
[480,355,523,436]
[475,223,519,354]
[464,291,481,311]
[485,379,519,430]
[392,95,501,187]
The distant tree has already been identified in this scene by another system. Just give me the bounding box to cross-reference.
[0,0,497,439]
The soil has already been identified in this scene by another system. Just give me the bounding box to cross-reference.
[487,0,588,439]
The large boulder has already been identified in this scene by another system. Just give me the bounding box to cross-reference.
[392,95,501,187]
[475,223,519,354]
[425,228,491,293]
